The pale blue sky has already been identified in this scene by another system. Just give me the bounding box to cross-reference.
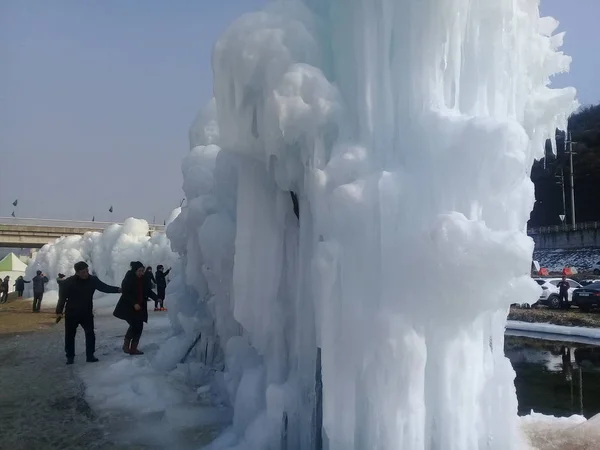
[1,1,598,222]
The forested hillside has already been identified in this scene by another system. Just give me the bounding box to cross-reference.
[529,104,600,227]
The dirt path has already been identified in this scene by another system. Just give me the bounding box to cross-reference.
[0,297,56,334]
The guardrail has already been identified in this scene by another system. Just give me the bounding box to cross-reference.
[528,221,600,235]
[0,217,165,232]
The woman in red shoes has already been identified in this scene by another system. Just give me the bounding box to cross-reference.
[113,261,158,355]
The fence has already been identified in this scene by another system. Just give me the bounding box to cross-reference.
[528,221,600,235]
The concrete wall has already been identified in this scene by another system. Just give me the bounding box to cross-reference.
[530,228,600,250]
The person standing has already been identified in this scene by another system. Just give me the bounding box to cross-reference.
[30,270,49,312]
[113,261,158,355]
[144,266,156,309]
[0,276,9,304]
[144,266,156,287]
[155,265,171,311]
[14,276,26,298]
[56,262,121,365]
[557,276,570,309]
[57,273,66,298]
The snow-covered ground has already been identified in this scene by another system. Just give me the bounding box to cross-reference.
[77,295,229,449]
[520,412,600,450]
[533,248,600,273]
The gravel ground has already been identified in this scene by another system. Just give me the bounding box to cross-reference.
[0,326,147,450]
[0,295,150,450]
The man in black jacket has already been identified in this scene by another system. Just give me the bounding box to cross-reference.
[30,270,49,312]
[557,276,571,309]
[56,261,121,365]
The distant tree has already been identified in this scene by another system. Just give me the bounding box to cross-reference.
[529,104,600,227]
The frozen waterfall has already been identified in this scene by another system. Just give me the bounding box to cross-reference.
[165,0,577,449]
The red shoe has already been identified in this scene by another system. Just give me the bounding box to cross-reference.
[160,307,167,312]
[154,307,159,311]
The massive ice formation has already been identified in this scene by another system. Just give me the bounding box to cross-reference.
[26,218,178,298]
[166,1,577,449]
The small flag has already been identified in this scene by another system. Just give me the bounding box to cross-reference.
[109,206,113,213]
[12,199,18,207]
[92,216,95,222]
[11,211,15,217]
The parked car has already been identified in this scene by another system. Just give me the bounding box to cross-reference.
[533,278,583,309]
[572,283,600,312]
[593,261,600,276]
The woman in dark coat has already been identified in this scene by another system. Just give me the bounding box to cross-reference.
[14,276,26,298]
[113,261,158,355]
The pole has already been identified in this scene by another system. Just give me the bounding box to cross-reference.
[568,132,576,228]
[558,168,566,221]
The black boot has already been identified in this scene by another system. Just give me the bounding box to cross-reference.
[66,358,74,365]
[86,356,99,363]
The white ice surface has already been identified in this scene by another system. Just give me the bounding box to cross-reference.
[507,320,600,341]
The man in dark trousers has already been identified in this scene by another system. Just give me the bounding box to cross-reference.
[557,276,571,309]
[155,265,171,311]
[56,261,121,365]
[30,270,49,312]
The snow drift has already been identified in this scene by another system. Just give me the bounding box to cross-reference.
[161,1,577,449]
[25,218,178,304]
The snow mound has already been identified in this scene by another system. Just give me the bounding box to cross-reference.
[25,217,178,306]
[521,412,600,449]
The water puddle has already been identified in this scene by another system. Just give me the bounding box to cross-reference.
[505,334,600,418]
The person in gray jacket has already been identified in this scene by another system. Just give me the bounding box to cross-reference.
[29,270,49,312]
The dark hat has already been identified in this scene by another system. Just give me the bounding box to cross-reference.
[36,270,42,276]
[58,273,65,279]
[74,261,89,272]
[157,265,164,271]
[146,266,153,271]
[130,261,144,272]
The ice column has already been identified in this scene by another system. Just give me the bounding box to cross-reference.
[169,1,577,449]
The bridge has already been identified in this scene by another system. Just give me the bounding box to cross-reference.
[0,217,165,248]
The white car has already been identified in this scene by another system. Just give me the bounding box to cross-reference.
[593,261,600,276]
[533,278,582,309]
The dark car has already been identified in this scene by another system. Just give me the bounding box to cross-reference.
[572,282,600,312]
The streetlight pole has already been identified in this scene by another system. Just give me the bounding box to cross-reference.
[557,168,566,222]
[567,132,576,228]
